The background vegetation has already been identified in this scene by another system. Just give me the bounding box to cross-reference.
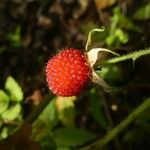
[0,0,150,150]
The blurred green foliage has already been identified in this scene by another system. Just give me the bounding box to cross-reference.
[88,88,108,129]
[7,26,21,48]
[33,96,96,149]
[81,7,142,48]
[133,2,150,20]
[0,76,23,139]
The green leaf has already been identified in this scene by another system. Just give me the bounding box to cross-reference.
[39,135,56,150]
[55,97,76,127]
[34,98,58,129]
[99,65,122,84]
[1,104,21,121]
[56,147,71,150]
[33,96,58,149]
[89,89,108,129]
[0,90,10,114]
[111,7,140,32]
[5,76,23,102]
[33,97,58,141]
[52,127,96,147]
[0,127,8,139]
[133,3,150,20]
[106,29,129,46]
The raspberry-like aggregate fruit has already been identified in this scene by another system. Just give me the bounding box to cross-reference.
[46,48,92,96]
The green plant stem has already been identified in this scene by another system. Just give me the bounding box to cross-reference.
[25,95,52,124]
[80,98,150,150]
[102,49,150,65]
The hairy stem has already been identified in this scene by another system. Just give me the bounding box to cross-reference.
[80,98,150,150]
[102,49,150,65]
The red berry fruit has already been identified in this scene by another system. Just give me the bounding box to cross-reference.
[46,48,92,96]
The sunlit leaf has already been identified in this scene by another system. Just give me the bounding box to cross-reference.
[0,127,8,139]
[1,104,21,121]
[34,98,57,130]
[55,96,76,127]
[5,76,23,102]
[0,90,10,114]
[33,95,57,149]
[33,96,57,149]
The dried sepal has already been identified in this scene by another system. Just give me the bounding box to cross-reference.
[87,48,119,67]
[92,71,111,92]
